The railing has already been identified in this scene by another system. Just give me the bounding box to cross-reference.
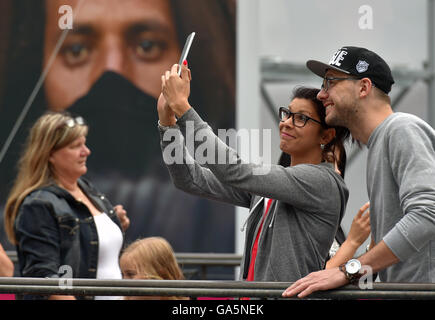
[5,251,435,299]
[176,253,242,266]
[5,251,243,265]
[6,251,243,280]
[0,277,435,299]
[176,253,242,279]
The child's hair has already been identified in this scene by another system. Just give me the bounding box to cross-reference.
[121,237,184,280]
[120,237,188,300]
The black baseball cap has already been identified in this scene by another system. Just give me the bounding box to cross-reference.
[306,46,395,94]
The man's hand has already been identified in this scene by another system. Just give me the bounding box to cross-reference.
[282,267,349,298]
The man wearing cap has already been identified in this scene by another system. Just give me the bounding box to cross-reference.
[282,46,435,298]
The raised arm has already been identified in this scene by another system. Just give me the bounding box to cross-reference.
[158,86,251,208]
[159,124,252,208]
[161,64,345,211]
[325,202,371,269]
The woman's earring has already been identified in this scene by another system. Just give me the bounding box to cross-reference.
[320,144,325,150]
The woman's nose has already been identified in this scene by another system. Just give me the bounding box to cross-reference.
[280,116,295,129]
[82,145,91,156]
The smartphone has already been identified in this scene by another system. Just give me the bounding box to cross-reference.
[178,32,196,76]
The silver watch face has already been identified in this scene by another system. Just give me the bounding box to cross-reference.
[345,259,361,274]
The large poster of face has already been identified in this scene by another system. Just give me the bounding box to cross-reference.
[0,0,236,271]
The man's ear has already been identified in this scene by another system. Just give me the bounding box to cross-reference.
[359,77,374,98]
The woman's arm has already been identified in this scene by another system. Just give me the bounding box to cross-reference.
[157,92,177,127]
[158,90,251,208]
[159,123,252,208]
[178,108,341,211]
[15,200,62,278]
[0,243,13,277]
[326,202,371,268]
[161,64,342,210]
[15,199,77,299]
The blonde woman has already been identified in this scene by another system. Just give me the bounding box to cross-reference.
[4,112,129,300]
[120,237,188,300]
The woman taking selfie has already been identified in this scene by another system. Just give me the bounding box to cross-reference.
[156,63,350,282]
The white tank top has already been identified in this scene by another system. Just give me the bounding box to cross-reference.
[93,213,123,300]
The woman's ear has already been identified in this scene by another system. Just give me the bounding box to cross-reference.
[321,128,340,173]
[48,151,56,165]
[321,128,336,146]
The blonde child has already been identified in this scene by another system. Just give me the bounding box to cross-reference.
[120,237,188,300]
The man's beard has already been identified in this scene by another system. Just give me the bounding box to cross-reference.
[325,102,356,129]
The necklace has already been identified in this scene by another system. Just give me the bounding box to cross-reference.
[58,182,84,202]
[71,189,85,203]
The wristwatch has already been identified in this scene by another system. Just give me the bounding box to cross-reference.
[339,259,363,284]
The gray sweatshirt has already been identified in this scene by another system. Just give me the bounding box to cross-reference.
[367,112,435,282]
[158,108,348,281]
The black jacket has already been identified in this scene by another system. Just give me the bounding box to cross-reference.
[14,178,123,298]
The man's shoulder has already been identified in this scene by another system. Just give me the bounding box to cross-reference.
[388,112,429,127]
[379,113,434,139]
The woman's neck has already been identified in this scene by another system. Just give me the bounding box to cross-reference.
[55,175,80,192]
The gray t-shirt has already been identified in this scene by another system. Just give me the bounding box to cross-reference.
[367,112,435,282]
